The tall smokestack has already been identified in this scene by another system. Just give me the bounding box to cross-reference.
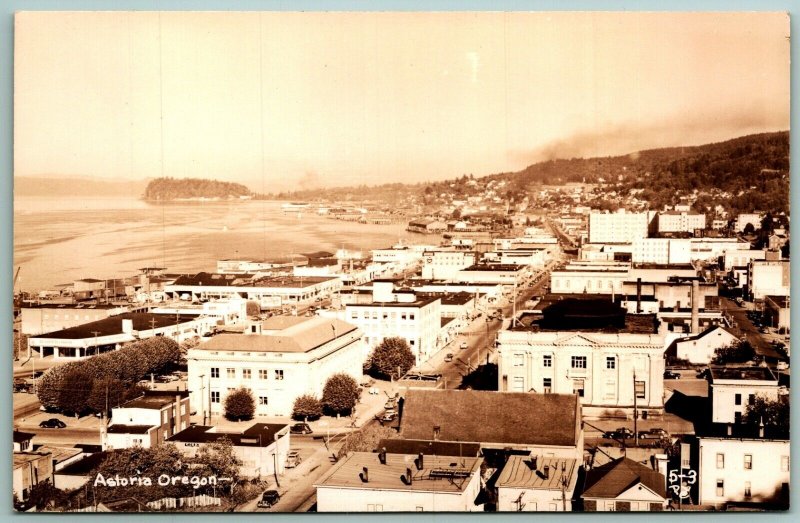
[691,280,700,334]
[636,278,642,314]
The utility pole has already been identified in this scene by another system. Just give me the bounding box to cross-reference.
[198,374,206,425]
[633,371,639,448]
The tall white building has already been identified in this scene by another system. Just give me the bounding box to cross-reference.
[697,435,789,508]
[421,250,478,280]
[497,300,666,419]
[187,316,364,418]
[748,259,790,300]
[632,238,691,265]
[735,213,763,233]
[588,211,650,243]
[345,281,442,364]
[656,211,706,234]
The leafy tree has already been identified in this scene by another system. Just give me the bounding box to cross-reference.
[224,388,255,421]
[322,373,360,415]
[93,443,192,502]
[37,364,67,411]
[193,437,242,491]
[292,394,323,421]
[23,480,69,511]
[744,395,789,435]
[337,423,398,459]
[743,222,756,235]
[246,301,261,317]
[56,367,94,416]
[367,337,416,380]
[711,340,756,364]
[86,377,128,417]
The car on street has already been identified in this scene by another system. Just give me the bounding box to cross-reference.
[603,427,634,440]
[444,353,454,362]
[384,399,396,410]
[696,368,709,379]
[379,412,397,424]
[285,450,302,468]
[39,418,66,429]
[257,490,281,508]
[637,428,669,440]
[460,341,468,350]
[663,370,681,379]
[290,423,312,435]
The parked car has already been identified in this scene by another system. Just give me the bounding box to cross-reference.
[257,490,281,508]
[286,450,302,468]
[603,427,634,440]
[460,341,468,350]
[290,423,312,435]
[776,361,788,371]
[39,418,66,429]
[379,412,397,424]
[638,428,669,440]
[696,368,709,379]
[384,399,396,410]
[663,370,681,379]
[444,353,454,362]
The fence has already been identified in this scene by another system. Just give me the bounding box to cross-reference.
[146,494,221,511]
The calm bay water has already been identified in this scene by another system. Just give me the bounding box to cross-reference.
[14,197,413,292]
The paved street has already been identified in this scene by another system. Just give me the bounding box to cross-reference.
[719,296,783,361]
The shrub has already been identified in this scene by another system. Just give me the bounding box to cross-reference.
[224,388,255,421]
[292,394,323,421]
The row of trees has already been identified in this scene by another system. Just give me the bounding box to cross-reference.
[291,373,362,420]
[36,337,181,416]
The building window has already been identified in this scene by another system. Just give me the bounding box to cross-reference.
[735,412,742,424]
[512,377,524,392]
[744,482,751,498]
[409,314,415,320]
[781,456,789,472]
[259,396,268,406]
[275,370,284,380]
[571,356,587,369]
[735,393,742,406]
[716,453,725,469]
[634,381,646,399]
[606,357,616,369]
[211,391,220,404]
[543,355,552,367]
[210,367,219,379]
[716,480,724,497]
[748,394,755,406]
[744,454,752,470]
[543,378,552,393]
[242,369,251,379]
[513,354,524,367]
[226,368,235,379]
[573,379,585,397]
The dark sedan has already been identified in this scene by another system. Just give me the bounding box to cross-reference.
[39,418,66,429]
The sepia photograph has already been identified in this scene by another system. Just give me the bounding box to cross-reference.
[11,11,790,513]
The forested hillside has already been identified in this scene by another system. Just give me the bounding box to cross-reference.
[143,177,252,201]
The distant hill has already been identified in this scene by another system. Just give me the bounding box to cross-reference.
[143,177,252,201]
[15,176,150,198]
[271,130,789,215]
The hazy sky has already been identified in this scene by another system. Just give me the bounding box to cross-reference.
[15,11,789,192]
